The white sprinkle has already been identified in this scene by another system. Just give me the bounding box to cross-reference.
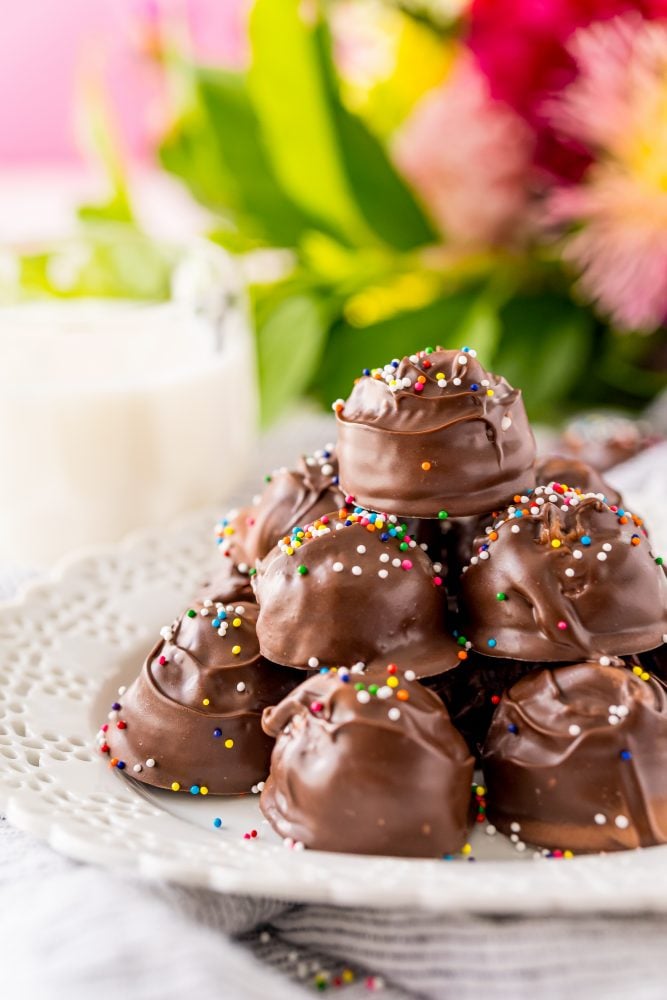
[159,626,173,641]
[379,553,390,563]
[133,764,142,773]
[200,608,209,616]
[458,355,468,364]
[453,377,462,386]
[433,562,443,573]
[388,708,401,721]
[569,724,581,736]
[501,416,512,431]
[437,379,447,388]
[257,781,265,792]
[510,821,521,832]
[357,690,371,704]
[235,606,245,615]
[260,931,271,944]
[485,824,497,836]
[510,833,519,843]
[378,569,389,579]
[481,379,490,387]
[511,525,521,534]
[515,841,526,853]
[392,558,402,568]
[573,550,583,559]
[615,815,630,829]
[617,705,629,717]
[351,565,363,576]
[307,657,319,669]
[602,543,612,552]
[599,656,611,666]
[470,556,479,566]
[565,568,575,577]
[405,669,416,681]
[321,463,334,476]
[107,711,118,721]
[597,552,607,561]
[352,662,366,672]
[332,562,344,572]
[237,681,247,692]
[118,686,127,696]
[146,758,156,768]
[356,544,367,554]
[594,813,606,825]
[608,715,620,725]
[479,551,490,560]
[377,686,393,699]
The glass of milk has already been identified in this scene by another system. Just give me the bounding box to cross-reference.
[0,236,258,566]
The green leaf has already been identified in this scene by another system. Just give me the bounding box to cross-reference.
[313,23,437,251]
[248,0,371,244]
[494,294,595,419]
[161,69,321,247]
[256,292,330,425]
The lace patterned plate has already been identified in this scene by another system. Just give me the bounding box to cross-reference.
[1,506,667,914]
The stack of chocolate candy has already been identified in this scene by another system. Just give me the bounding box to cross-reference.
[101,347,667,858]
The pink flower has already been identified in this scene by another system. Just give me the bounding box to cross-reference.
[393,56,534,248]
[467,0,667,180]
[548,15,667,331]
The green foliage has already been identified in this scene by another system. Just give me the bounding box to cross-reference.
[8,229,173,303]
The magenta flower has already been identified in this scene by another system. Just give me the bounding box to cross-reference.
[467,0,667,180]
[393,55,534,248]
[548,14,667,331]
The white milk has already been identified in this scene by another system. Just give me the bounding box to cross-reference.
[0,243,258,565]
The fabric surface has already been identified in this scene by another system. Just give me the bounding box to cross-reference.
[1,427,665,1000]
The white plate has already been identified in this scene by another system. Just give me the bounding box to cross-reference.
[1,507,667,914]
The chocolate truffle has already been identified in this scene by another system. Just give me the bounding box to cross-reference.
[214,446,344,586]
[535,454,622,507]
[335,346,536,517]
[483,662,667,852]
[460,485,667,660]
[260,665,474,856]
[559,412,655,472]
[99,600,301,794]
[253,507,460,675]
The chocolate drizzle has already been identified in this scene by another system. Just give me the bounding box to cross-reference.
[336,347,536,517]
[483,662,667,851]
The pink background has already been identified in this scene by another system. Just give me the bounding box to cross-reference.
[0,0,247,165]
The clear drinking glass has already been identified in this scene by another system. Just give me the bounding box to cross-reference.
[0,235,258,566]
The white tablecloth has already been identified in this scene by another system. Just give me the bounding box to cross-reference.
[1,429,666,1000]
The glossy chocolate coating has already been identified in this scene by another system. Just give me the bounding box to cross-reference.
[336,347,536,517]
[215,446,344,577]
[101,601,302,794]
[253,508,460,675]
[198,558,255,605]
[460,486,667,660]
[260,666,474,856]
[535,455,623,507]
[483,662,667,851]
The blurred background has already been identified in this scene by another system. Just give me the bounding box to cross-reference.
[1,0,666,562]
